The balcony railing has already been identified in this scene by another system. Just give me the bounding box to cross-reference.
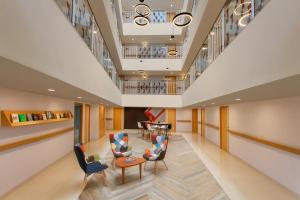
[123,45,183,59]
[121,80,184,95]
[55,0,120,88]
[122,10,179,24]
[184,0,271,89]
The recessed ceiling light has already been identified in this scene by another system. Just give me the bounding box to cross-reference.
[132,5,135,8]
[48,89,55,92]
[77,96,83,99]
[93,30,97,34]
[131,38,134,41]
[235,98,241,101]
[201,46,208,50]
[210,31,215,35]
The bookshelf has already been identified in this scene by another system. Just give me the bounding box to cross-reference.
[1,110,73,127]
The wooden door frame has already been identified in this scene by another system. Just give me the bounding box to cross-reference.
[192,109,198,133]
[166,109,176,132]
[74,102,84,144]
[201,108,205,137]
[99,104,106,138]
[220,106,229,152]
[84,104,91,143]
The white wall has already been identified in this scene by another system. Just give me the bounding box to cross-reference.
[182,0,300,107]
[122,23,182,36]
[0,88,74,197]
[0,0,121,105]
[229,97,300,195]
[121,58,183,71]
[122,95,182,108]
[205,106,220,146]
[176,109,192,132]
[90,104,100,140]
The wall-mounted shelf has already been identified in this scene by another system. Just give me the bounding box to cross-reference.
[1,110,73,127]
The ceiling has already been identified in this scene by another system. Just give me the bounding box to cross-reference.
[0,56,119,107]
[121,34,186,45]
[121,0,184,11]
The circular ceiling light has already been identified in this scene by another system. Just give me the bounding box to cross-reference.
[238,13,251,27]
[135,4,151,17]
[172,12,193,27]
[168,49,178,56]
[134,15,149,26]
[234,1,252,16]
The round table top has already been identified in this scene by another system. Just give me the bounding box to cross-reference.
[116,157,146,168]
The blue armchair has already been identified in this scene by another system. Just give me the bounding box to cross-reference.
[74,144,108,183]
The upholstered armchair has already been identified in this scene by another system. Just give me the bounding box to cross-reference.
[74,144,108,184]
[143,134,169,174]
[109,133,132,168]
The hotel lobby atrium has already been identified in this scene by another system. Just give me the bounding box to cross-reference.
[0,0,300,199]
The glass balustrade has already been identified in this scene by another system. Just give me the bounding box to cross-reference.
[55,0,271,95]
[123,45,182,59]
[55,0,120,88]
[122,80,184,95]
[122,10,179,24]
[184,0,271,90]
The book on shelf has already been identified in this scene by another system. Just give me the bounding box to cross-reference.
[27,113,33,121]
[11,113,19,123]
[18,114,27,122]
[42,114,47,120]
[32,114,39,121]
[56,113,60,119]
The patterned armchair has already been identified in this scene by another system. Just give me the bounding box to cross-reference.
[143,134,169,174]
[109,133,132,168]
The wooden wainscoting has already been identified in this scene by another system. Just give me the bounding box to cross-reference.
[229,130,300,156]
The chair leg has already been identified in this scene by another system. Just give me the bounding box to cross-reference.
[102,171,107,186]
[111,157,116,169]
[84,174,88,184]
[162,160,168,170]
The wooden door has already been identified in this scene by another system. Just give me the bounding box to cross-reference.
[99,104,106,138]
[166,76,176,95]
[201,108,205,137]
[192,109,198,133]
[220,106,229,152]
[113,107,123,131]
[84,104,91,143]
[166,109,176,132]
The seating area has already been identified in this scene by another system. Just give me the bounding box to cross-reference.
[75,131,170,185]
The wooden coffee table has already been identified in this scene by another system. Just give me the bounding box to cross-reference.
[115,157,146,184]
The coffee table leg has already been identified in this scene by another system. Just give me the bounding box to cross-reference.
[122,167,125,184]
[139,163,142,179]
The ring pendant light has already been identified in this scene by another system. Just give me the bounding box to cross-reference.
[135,3,151,17]
[172,12,193,27]
[134,15,150,26]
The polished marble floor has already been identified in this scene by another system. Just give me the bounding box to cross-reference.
[2,131,299,200]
